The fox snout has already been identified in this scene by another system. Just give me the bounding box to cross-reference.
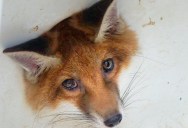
[85,80,122,127]
[91,96,122,127]
[89,95,123,127]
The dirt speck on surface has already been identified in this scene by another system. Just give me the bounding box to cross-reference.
[139,0,141,5]
[160,17,163,20]
[33,25,39,31]
[142,18,155,27]
[180,97,182,101]
[149,0,156,3]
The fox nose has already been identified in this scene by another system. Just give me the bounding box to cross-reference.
[104,113,122,127]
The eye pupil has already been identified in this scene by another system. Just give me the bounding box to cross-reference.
[104,61,111,69]
[102,58,114,73]
[62,79,78,91]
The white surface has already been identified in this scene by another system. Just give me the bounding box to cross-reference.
[0,0,188,128]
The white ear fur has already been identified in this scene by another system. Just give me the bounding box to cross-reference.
[5,51,60,77]
[95,0,124,42]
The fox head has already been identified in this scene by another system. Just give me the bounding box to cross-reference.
[3,0,137,127]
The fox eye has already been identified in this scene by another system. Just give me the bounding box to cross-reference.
[62,79,78,91]
[102,58,114,73]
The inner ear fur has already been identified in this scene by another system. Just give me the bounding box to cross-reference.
[71,0,125,42]
[3,36,61,83]
[82,0,114,26]
[3,51,60,79]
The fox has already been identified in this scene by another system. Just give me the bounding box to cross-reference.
[3,0,137,127]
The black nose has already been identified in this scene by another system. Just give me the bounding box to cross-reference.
[104,114,122,127]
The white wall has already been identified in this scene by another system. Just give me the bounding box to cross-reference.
[0,0,188,128]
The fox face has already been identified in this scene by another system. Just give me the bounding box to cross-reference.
[3,0,137,127]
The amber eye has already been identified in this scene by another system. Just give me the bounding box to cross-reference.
[62,79,78,91]
[102,58,114,73]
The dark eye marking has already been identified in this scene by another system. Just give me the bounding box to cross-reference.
[61,79,78,91]
[102,58,114,73]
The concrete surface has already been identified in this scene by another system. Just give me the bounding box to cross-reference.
[0,0,188,128]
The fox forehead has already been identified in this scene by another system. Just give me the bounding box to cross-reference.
[46,40,121,87]
[46,34,128,83]
[45,21,127,73]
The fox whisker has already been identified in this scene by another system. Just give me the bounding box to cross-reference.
[121,60,144,100]
[121,60,147,109]
[42,111,96,128]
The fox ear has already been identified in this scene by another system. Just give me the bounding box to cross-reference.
[82,0,123,41]
[3,37,60,78]
[3,51,60,77]
[95,0,124,42]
